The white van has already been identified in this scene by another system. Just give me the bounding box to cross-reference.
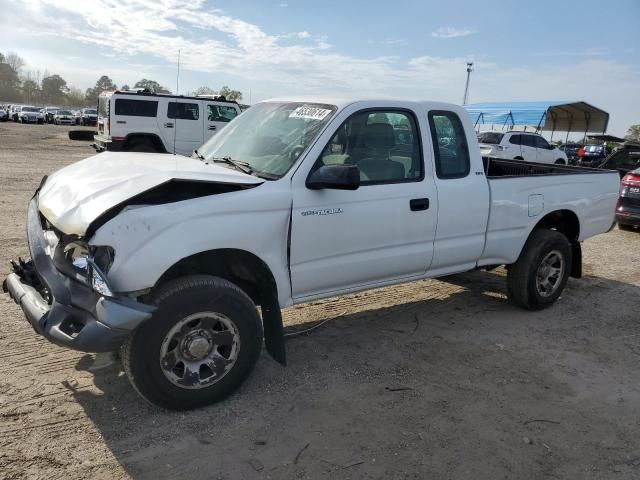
[94,90,242,156]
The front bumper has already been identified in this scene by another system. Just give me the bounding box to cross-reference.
[93,134,124,152]
[3,198,155,352]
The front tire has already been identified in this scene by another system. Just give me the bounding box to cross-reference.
[554,159,566,165]
[507,229,572,310]
[121,275,263,410]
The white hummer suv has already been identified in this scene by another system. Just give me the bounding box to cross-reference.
[94,90,242,156]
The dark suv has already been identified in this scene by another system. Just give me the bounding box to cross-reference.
[598,144,640,177]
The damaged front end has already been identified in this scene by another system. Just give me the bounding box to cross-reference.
[3,196,155,352]
[4,153,265,353]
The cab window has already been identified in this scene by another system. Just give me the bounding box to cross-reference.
[428,111,470,179]
[315,110,423,184]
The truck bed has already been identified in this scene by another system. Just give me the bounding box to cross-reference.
[478,157,620,268]
[482,157,613,178]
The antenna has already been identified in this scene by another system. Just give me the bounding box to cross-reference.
[463,62,474,105]
[173,49,180,155]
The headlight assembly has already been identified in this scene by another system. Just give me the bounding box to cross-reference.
[64,242,115,297]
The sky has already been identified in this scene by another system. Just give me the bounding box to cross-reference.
[1,0,639,135]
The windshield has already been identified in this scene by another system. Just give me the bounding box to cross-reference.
[58,110,72,115]
[197,102,337,178]
[477,132,504,144]
[23,107,40,113]
[85,109,97,114]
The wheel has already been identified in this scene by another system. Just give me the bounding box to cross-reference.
[507,229,572,310]
[618,223,636,231]
[554,159,566,165]
[126,139,157,153]
[121,275,263,410]
[514,156,524,160]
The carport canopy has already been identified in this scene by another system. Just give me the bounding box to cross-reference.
[463,101,609,134]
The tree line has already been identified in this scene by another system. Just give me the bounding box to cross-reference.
[0,51,244,108]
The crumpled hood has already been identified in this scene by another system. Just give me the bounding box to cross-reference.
[38,151,263,236]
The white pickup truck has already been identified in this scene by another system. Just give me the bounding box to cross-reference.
[4,97,619,410]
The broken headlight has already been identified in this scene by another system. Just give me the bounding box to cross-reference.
[65,242,115,297]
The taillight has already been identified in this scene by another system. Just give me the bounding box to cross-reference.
[621,174,640,187]
[577,148,585,157]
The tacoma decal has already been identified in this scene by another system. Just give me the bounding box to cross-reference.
[301,207,343,217]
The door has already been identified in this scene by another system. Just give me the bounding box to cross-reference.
[204,103,240,142]
[520,134,538,162]
[161,101,203,155]
[290,108,438,300]
[534,135,553,164]
[507,133,523,159]
[426,110,490,274]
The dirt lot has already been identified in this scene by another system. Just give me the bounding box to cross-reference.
[0,121,639,480]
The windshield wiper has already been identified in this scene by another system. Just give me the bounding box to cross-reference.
[209,156,254,175]
[193,149,205,160]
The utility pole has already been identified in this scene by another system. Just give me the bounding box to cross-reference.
[463,62,474,105]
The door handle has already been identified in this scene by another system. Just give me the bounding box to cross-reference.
[208,125,217,130]
[410,198,429,211]
[164,122,174,128]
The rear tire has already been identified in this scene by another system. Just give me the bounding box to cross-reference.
[121,275,263,410]
[126,138,158,153]
[618,223,636,231]
[507,229,572,310]
[554,159,566,165]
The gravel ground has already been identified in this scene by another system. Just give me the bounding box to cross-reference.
[0,121,639,480]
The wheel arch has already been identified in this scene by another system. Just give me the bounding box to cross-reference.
[155,248,286,365]
[123,133,167,153]
[529,209,582,278]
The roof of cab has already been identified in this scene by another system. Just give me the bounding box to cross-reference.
[263,96,462,111]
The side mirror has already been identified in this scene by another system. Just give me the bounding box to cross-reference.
[306,164,360,190]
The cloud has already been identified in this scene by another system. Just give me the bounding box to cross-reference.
[368,37,407,46]
[431,27,475,39]
[532,47,610,57]
[1,0,638,134]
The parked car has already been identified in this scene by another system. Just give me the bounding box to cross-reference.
[597,143,640,177]
[10,105,21,121]
[558,142,583,165]
[53,110,76,125]
[477,131,568,165]
[79,108,98,126]
[5,97,619,410]
[42,106,61,124]
[94,90,242,155]
[17,106,45,124]
[578,144,610,167]
[0,107,7,122]
[616,167,640,230]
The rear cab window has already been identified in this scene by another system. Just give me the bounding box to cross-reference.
[428,111,470,179]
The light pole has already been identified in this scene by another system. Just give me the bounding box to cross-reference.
[463,62,474,105]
